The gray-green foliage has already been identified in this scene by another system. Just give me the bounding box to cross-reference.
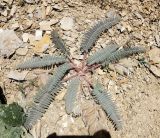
[16,55,67,69]
[24,63,72,130]
[51,30,70,56]
[16,13,146,131]
[65,77,80,114]
[80,15,121,53]
[87,41,119,65]
[102,47,146,67]
[92,83,122,130]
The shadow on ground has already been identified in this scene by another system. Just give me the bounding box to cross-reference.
[47,129,111,138]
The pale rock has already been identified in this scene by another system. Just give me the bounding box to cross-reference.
[1,10,8,17]
[24,0,35,4]
[46,6,52,15]
[50,19,59,25]
[53,4,63,11]
[33,34,51,53]
[7,70,29,81]
[0,30,23,58]
[35,30,43,40]
[28,34,35,45]
[117,24,126,32]
[55,91,65,101]
[149,47,160,64]
[16,47,28,56]
[39,19,59,31]
[27,5,36,13]
[22,33,29,42]
[3,0,13,5]
[115,64,131,76]
[39,21,52,30]
[149,65,160,77]
[10,22,19,30]
[0,29,3,33]
[10,5,17,16]
[97,68,105,75]
[155,34,160,47]
[60,17,74,30]
[22,20,33,30]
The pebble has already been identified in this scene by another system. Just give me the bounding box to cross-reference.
[10,22,19,30]
[7,70,29,81]
[60,17,74,30]
[149,65,160,77]
[16,47,28,56]
[33,34,51,53]
[115,64,131,76]
[39,19,58,31]
[149,47,160,64]
[53,4,63,11]
[22,33,29,42]
[35,30,43,40]
[0,30,23,58]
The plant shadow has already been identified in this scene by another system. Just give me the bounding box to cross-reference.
[0,86,7,104]
[47,129,111,138]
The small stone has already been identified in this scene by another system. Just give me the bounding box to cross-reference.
[149,48,160,64]
[7,70,29,81]
[10,22,19,30]
[22,33,29,42]
[115,64,131,76]
[24,0,35,4]
[155,34,160,47]
[16,47,28,56]
[53,4,63,11]
[28,34,35,45]
[22,20,33,30]
[0,30,23,58]
[1,10,8,17]
[39,21,52,30]
[33,34,51,53]
[117,24,126,32]
[55,91,65,101]
[10,5,17,16]
[60,17,74,30]
[35,30,43,40]
[46,6,52,16]
[149,65,160,77]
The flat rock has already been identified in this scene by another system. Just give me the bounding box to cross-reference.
[115,64,131,76]
[0,30,23,58]
[22,33,29,42]
[7,70,29,81]
[16,47,28,56]
[149,47,160,64]
[60,17,74,30]
[33,34,51,53]
[39,19,58,31]
[35,30,43,40]
[149,65,160,77]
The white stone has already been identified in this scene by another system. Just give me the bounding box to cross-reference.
[35,30,43,40]
[60,17,74,30]
[0,30,23,58]
[7,70,29,81]
[22,33,29,42]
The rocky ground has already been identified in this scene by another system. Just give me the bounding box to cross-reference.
[0,0,160,138]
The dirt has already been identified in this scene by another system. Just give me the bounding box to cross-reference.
[0,0,160,138]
